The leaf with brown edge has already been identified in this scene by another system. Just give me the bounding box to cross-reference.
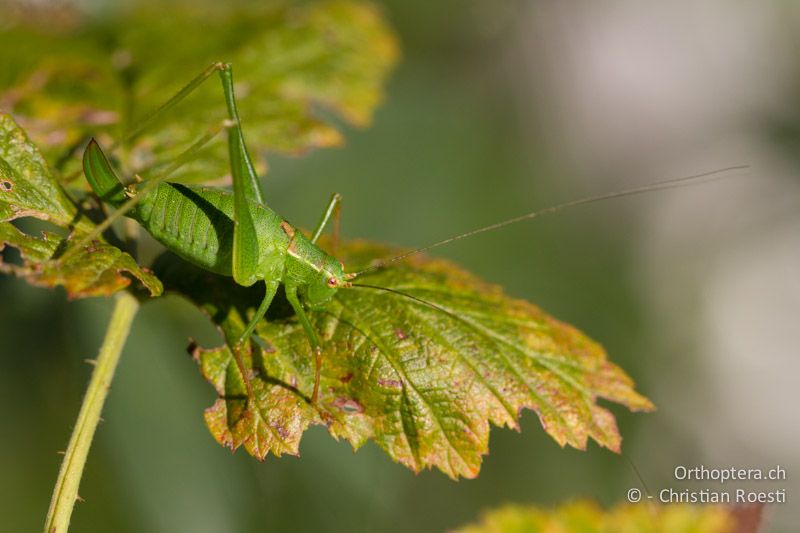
[155,238,654,480]
[0,224,161,298]
[0,112,162,298]
[193,343,315,459]
[455,500,739,533]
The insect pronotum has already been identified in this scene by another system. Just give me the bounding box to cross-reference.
[73,62,747,408]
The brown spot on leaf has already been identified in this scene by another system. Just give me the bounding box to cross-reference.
[186,340,199,358]
[85,242,99,253]
[340,372,354,383]
[272,423,290,440]
[331,397,364,413]
[0,180,12,191]
[394,328,407,340]
[260,341,276,353]
[378,378,403,389]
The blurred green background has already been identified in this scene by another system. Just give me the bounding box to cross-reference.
[1,1,798,532]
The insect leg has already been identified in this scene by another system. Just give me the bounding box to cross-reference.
[219,64,264,287]
[233,280,280,400]
[310,192,342,253]
[219,65,265,206]
[285,284,323,406]
[238,279,280,345]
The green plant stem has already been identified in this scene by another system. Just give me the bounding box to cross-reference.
[44,291,140,533]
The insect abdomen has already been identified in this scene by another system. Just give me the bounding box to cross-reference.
[135,183,236,275]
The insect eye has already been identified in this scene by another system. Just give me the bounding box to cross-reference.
[327,277,338,287]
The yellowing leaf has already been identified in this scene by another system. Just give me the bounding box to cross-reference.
[1,1,399,183]
[0,224,161,299]
[455,500,738,533]
[134,0,399,182]
[156,239,654,479]
[0,112,162,297]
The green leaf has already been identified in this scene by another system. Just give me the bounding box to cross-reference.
[455,501,738,533]
[0,112,162,298]
[155,239,654,479]
[0,112,77,226]
[1,0,399,183]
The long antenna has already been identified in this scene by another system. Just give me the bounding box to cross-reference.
[350,165,749,277]
[350,283,468,325]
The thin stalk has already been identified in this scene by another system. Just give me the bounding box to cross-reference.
[44,291,140,533]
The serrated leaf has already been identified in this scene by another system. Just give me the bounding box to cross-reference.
[0,112,162,297]
[455,501,738,533]
[1,0,399,183]
[155,239,654,479]
[0,223,161,298]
